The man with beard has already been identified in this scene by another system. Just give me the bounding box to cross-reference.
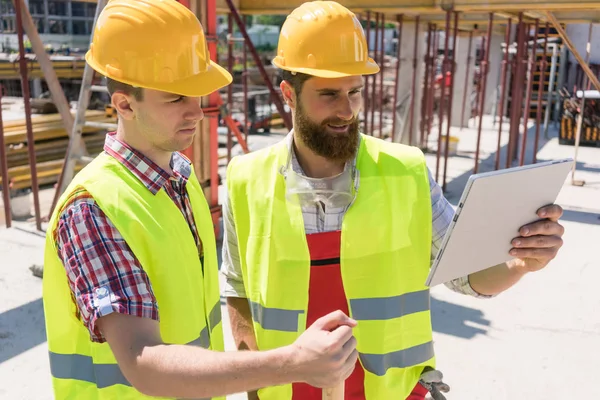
[221,2,566,399]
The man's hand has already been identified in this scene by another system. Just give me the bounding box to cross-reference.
[288,310,358,389]
[509,204,565,273]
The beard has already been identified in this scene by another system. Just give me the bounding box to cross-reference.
[294,101,360,163]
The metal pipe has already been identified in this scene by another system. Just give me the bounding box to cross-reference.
[460,30,474,130]
[543,44,558,138]
[533,23,550,164]
[0,85,11,228]
[370,12,380,136]
[408,15,420,147]
[243,16,249,144]
[495,19,512,170]
[224,0,292,130]
[421,23,433,147]
[14,0,41,231]
[391,14,404,142]
[571,22,594,186]
[506,15,526,169]
[520,20,539,166]
[378,13,385,138]
[227,14,233,163]
[442,11,459,191]
[474,13,494,174]
[427,27,439,143]
[207,0,219,220]
[364,11,371,133]
[436,13,451,181]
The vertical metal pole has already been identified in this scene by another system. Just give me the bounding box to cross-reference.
[243,16,249,144]
[408,15,420,147]
[391,14,404,142]
[474,13,494,174]
[495,19,512,170]
[227,14,233,163]
[421,23,433,147]
[427,27,439,142]
[506,14,525,169]
[224,0,292,130]
[533,23,550,163]
[207,0,220,230]
[370,13,380,136]
[364,11,371,133]
[0,86,11,228]
[442,11,459,191]
[14,0,41,231]
[571,22,594,185]
[543,44,558,138]
[436,12,451,182]
[378,13,385,138]
[520,20,539,166]
[460,30,474,130]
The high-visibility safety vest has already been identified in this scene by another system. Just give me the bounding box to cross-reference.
[227,134,436,400]
[42,152,225,400]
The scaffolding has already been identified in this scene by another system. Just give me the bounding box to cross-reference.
[2,0,600,231]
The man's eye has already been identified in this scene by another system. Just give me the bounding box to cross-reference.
[171,97,184,103]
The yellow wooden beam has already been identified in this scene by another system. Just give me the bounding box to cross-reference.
[546,12,600,91]
[448,0,600,12]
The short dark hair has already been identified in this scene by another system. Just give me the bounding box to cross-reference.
[106,78,144,101]
[280,70,313,96]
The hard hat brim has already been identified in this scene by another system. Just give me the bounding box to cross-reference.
[272,57,380,78]
[86,50,233,97]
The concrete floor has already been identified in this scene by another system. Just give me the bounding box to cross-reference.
[1,116,599,399]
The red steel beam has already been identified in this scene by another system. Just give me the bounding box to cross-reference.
[533,23,550,164]
[427,27,439,143]
[442,11,459,192]
[474,13,494,174]
[506,14,526,169]
[370,12,380,136]
[0,86,11,228]
[14,0,42,231]
[408,15,420,147]
[495,18,512,170]
[391,14,404,142]
[460,30,473,130]
[436,12,451,182]
[420,23,433,148]
[378,13,385,138]
[243,15,249,144]
[364,11,371,134]
[519,20,539,166]
[227,13,234,163]
[224,0,292,130]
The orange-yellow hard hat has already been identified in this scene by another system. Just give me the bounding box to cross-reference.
[272,1,380,78]
[85,0,232,97]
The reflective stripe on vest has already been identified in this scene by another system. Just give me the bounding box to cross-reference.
[43,152,226,399]
[49,300,222,387]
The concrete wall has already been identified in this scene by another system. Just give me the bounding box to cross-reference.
[450,34,477,128]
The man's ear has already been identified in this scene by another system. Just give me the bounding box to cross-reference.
[111,92,135,120]
[280,80,296,111]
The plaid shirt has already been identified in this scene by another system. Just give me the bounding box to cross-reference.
[221,133,488,298]
[54,132,203,343]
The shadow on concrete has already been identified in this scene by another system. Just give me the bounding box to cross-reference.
[561,208,600,225]
[431,296,491,339]
[0,298,46,364]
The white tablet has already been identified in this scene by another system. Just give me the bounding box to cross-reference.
[425,158,574,287]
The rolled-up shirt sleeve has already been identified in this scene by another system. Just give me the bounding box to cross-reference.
[220,190,248,298]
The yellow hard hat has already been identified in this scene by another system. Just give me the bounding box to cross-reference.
[85,0,232,97]
[272,1,379,78]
